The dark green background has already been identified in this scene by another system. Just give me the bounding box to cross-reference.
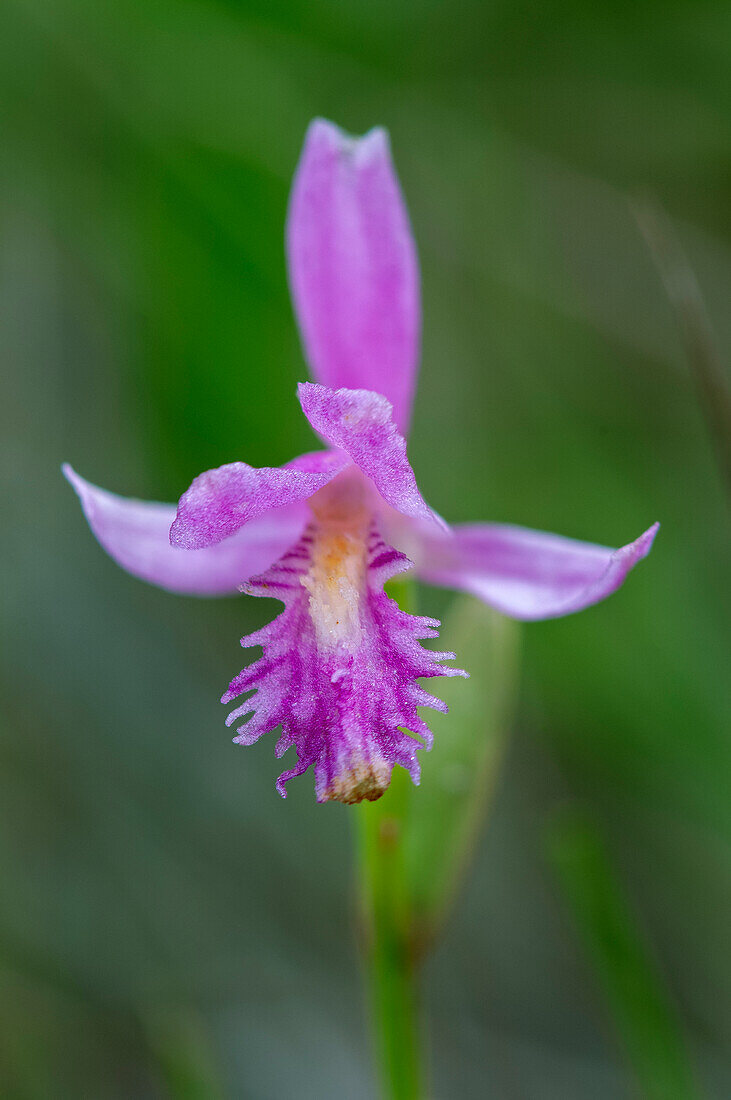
[2,1,729,1096]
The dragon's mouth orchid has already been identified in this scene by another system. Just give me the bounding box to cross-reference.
[64,119,658,804]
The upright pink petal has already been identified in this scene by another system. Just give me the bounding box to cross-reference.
[170,450,350,550]
[412,521,659,620]
[286,119,420,434]
[63,465,307,596]
[298,383,446,531]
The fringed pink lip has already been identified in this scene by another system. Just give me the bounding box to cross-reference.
[223,508,465,804]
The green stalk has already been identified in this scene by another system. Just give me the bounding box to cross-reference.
[356,577,423,1100]
[354,584,517,1098]
[357,768,422,1100]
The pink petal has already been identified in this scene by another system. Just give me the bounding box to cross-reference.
[414,521,659,620]
[286,118,420,434]
[298,383,446,531]
[170,450,349,550]
[63,465,308,597]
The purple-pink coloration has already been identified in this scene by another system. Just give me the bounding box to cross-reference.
[64,118,658,804]
[222,518,464,803]
[63,464,309,596]
[287,119,420,434]
[170,450,349,549]
[413,520,660,621]
[297,383,445,530]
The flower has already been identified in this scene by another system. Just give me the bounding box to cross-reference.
[64,119,658,804]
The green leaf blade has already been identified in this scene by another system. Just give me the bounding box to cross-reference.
[404,596,520,943]
[547,812,702,1100]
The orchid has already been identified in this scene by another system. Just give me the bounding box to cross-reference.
[64,119,658,806]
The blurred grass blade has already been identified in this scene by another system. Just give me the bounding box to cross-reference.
[403,596,520,945]
[547,812,701,1100]
[632,198,731,499]
[142,1005,227,1100]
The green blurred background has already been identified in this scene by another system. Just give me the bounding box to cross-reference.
[2,0,730,1096]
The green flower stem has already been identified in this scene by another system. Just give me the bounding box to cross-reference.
[357,768,422,1100]
[355,583,519,1099]
[357,576,423,1100]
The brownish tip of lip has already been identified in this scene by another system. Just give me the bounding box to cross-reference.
[321,761,392,804]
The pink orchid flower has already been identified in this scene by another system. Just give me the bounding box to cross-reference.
[64,119,658,805]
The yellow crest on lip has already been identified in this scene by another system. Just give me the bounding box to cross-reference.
[302,470,373,652]
[300,524,368,652]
